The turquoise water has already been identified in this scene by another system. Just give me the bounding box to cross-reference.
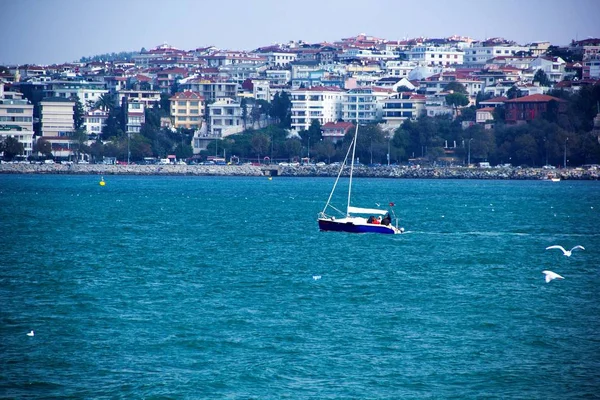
[1,175,599,398]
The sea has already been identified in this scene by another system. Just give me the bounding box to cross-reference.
[1,174,599,399]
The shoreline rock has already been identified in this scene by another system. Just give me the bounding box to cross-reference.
[0,163,598,180]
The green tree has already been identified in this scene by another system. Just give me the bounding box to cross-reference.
[72,95,85,131]
[270,91,292,128]
[444,81,468,94]
[396,85,413,92]
[1,136,24,160]
[129,134,153,160]
[241,98,248,130]
[251,133,270,162]
[445,92,470,116]
[301,119,322,158]
[70,129,90,162]
[506,86,522,99]
[160,93,171,114]
[514,133,539,166]
[102,106,124,140]
[33,138,53,158]
[533,69,552,86]
[95,92,116,111]
[89,140,104,163]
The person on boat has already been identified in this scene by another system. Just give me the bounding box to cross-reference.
[372,216,381,225]
[367,216,375,223]
[382,213,391,226]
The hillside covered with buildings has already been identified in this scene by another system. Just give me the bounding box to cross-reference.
[1,34,600,167]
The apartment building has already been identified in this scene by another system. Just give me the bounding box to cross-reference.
[117,90,161,108]
[126,102,145,134]
[208,98,244,137]
[464,43,529,67]
[582,45,600,79]
[40,97,75,158]
[342,87,393,123]
[84,108,108,137]
[45,80,108,112]
[170,91,205,130]
[290,86,345,131]
[381,92,426,126]
[179,79,239,103]
[0,90,35,156]
[405,45,464,66]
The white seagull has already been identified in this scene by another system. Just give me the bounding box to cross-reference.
[545,245,585,257]
[27,330,34,337]
[542,270,564,283]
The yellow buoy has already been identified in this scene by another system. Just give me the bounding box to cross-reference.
[99,177,106,186]
[268,176,273,180]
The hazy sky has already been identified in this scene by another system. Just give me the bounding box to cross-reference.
[1,0,599,65]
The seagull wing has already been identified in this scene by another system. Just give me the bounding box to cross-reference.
[571,245,585,252]
[546,245,567,254]
[542,270,564,283]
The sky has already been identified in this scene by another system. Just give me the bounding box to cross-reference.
[1,0,599,65]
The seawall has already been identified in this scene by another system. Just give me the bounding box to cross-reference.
[0,163,599,180]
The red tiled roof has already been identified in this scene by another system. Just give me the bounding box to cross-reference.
[504,94,566,103]
[481,96,508,103]
[134,74,152,82]
[477,107,495,112]
[322,122,354,129]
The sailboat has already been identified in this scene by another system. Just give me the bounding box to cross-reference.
[317,124,404,235]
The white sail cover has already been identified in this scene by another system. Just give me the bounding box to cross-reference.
[348,206,388,215]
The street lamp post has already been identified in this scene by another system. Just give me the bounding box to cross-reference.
[467,138,473,166]
[563,137,568,168]
[387,134,391,166]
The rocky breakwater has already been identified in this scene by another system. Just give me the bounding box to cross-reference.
[278,165,600,180]
[1,162,599,180]
[0,163,265,177]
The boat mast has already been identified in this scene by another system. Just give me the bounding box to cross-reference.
[347,122,359,216]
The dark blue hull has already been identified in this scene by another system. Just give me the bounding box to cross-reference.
[318,219,398,234]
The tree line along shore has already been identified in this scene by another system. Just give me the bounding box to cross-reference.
[1,163,599,180]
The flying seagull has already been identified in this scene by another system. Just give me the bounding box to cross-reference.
[542,270,564,283]
[545,245,585,257]
[27,330,34,337]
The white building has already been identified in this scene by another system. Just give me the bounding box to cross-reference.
[425,93,453,117]
[265,69,291,86]
[262,51,298,67]
[252,80,271,101]
[342,87,393,123]
[126,102,145,134]
[290,86,345,131]
[208,98,244,137]
[530,56,567,82]
[84,108,108,137]
[338,48,398,62]
[405,45,464,66]
[45,80,108,112]
[117,90,161,108]
[382,60,419,78]
[464,43,530,67]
